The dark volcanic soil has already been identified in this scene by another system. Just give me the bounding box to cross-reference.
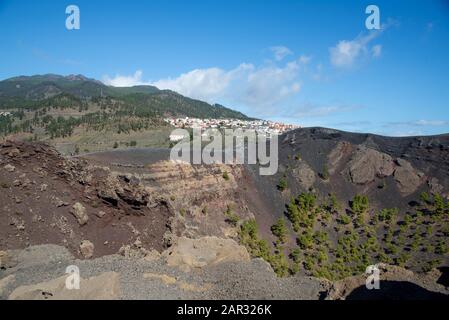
[245,127,449,221]
[0,140,173,258]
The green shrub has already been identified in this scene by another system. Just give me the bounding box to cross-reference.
[303,256,314,271]
[277,176,287,191]
[317,250,328,264]
[328,193,340,212]
[422,259,441,272]
[339,213,351,225]
[378,208,398,224]
[435,241,448,255]
[271,218,288,243]
[269,252,290,277]
[224,206,239,226]
[395,253,410,267]
[420,191,430,204]
[290,248,301,263]
[290,262,301,275]
[351,195,369,215]
[297,229,314,249]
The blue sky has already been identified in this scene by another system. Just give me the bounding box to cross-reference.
[1,0,449,136]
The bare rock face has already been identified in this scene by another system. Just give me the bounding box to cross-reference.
[70,202,89,225]
[144,160,252,239]
[326,264,449,300]
[328,141,352,174]
[96,173,150,209]
[163,236,250,272]
[79,240,94,259]
[96,174,121,206]
[428,177,448,198]
[292,161,316,190]
[394,159,424,195]
[8,272,120,300]
[346,147,395,185]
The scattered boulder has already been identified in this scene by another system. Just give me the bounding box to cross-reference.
[52,196,69,207]
[118,239,160,260]
[0,251,18,269]
[4,164,15,172]
[79,240,94,259]
[8,148,20,157]
[96,210,106,218]
[70,202,89,225]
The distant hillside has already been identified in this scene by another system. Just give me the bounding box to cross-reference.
[243,127,449,279]
[0,74,250,120]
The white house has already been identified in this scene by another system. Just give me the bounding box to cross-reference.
[169,133,188,142]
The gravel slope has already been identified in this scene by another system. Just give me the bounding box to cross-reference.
[0,245,326,300]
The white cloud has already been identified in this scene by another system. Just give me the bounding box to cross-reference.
[234,61,301,110]
[270,46,293,61]
[151,67,238,102]
[379,120,449,136]
[386,120,449,127]
[103,62,301,115]
[414,120,448,126]
[330,31,380,67]
[389,130,425,137]
[286,103,361,118]
[371,45,382,58]
[103,70,145,87]
[104,60,303,116]
[299,55,311,64]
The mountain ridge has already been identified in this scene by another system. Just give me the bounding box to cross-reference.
[0,74,251,120]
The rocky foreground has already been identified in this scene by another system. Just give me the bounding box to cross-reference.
[1,242,448,300]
